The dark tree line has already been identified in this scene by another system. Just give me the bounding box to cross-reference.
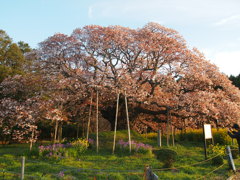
[229,74,240,89]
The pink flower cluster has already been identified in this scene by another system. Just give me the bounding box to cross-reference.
[117,139,152,152]
[58,171,65,177]
[88,138,94,145]
[38,143,72,153]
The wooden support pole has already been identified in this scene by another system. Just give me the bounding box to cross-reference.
[112,93,120,154]
[21,156,25,180]
[125,91,132,153]
[96,89,99,153]
[202,122,207,160]
[157,130,161,147]
[86,92,93,140]
[171,126,175,146]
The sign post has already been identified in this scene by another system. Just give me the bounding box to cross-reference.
[203,123,213,159]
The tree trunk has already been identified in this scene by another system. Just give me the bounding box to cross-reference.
[54,120,58,144]
[125,91,132,153]
[112,93,119,154]
[29,129,34,151]
[58,121,62,143]
[77,123,80,139]
[82,116,85,138]
[166,108,170,146]
[171,126,175,146]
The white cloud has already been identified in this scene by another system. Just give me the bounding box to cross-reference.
[214,14,240,26]
[88,6,93,19]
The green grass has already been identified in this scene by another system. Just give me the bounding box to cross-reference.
[0,130,237,179]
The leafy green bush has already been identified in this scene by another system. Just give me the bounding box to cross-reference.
[208,144,225,165]
[154,148,177,168]
[71,138,89,156]
[208,144,225,155]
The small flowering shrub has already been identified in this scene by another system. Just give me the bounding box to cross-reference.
[38,143,71,159]
[70,138,89,156]
[38,138,92,159]
[117,139,152,154]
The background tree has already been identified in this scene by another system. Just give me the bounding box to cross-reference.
[229,74,240,89]
[0,30,32,82]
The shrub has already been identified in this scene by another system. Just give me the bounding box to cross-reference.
[212,129,232,145]
[212,155,224,165]
[208,144,225,165]
[38,139,90,159]
[38,143,71,159]
[154,148,177,168]
[71,138,89,155]
[208,144,225,155]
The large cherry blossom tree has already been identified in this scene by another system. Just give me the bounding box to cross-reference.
[1,23,240,143]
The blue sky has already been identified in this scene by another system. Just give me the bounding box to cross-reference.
[1,0,240,75]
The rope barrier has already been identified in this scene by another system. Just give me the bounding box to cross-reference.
[0,151,233,179]
[195,163,226,180]
[1,152,224,174]
[153,153,223,171]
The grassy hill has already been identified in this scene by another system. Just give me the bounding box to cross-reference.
[0,130,238,179]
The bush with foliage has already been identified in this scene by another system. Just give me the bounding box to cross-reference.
[70,138,89,156]
[208,144,225,155]
[176,129,232,145]
[117,139,152,154]
[208,144,225,165]
[153,148,178,168]
[213,129,232,145]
